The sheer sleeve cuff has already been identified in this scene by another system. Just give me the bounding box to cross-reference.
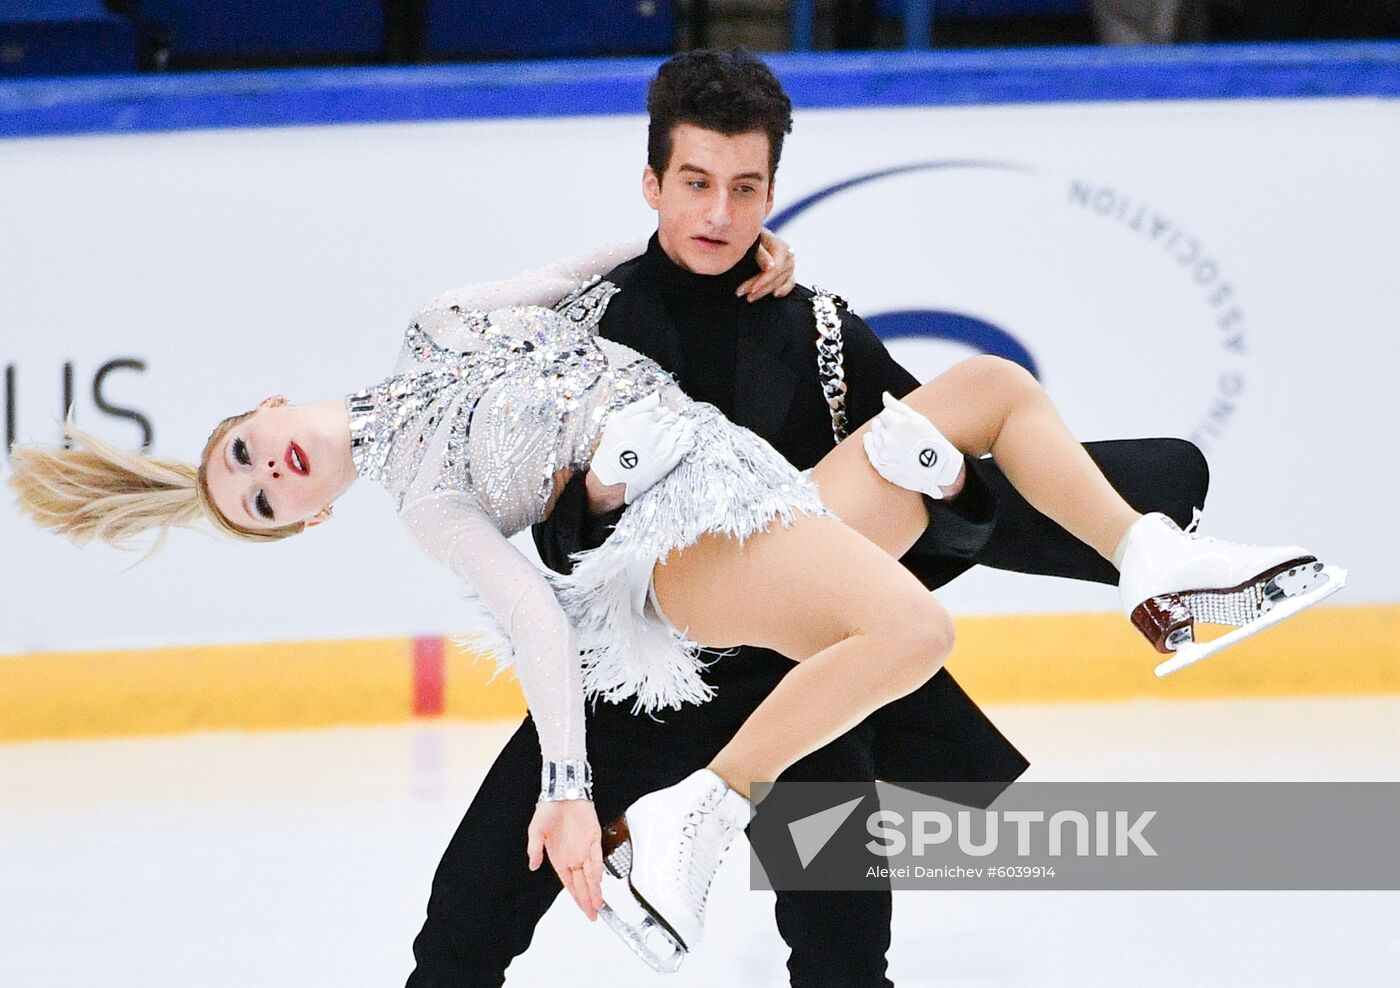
[540,758,594,802]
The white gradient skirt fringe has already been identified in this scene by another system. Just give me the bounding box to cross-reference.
[555,400,829,714]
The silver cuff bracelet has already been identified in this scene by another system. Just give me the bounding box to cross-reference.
[539,758,593,802]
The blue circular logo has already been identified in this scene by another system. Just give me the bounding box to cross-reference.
[770,160,1040,379]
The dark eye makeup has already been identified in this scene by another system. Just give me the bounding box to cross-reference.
[232,437,251,466]
[255,491,275,521]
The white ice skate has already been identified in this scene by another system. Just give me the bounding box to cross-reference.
[597,768,751,973]
[1118,512,1347,677]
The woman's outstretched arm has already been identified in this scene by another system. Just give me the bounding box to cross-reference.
[397,491,605,920]
[423,238,647,313]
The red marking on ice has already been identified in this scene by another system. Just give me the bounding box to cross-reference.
[413,636,445,717]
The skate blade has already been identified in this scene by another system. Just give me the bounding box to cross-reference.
[1155,565,1347,676]
[597,903,687,974]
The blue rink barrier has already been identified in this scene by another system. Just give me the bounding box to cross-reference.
[1,42,1397,139]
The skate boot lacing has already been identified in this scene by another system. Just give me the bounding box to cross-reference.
[674,783,737,922]
[1177,507,1237,547]
[1164,509,1312,626]
[1174,508,1289,557]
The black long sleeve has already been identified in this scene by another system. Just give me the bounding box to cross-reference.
[531,472,623,576]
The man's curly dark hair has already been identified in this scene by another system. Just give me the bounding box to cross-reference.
[647,48,794,183]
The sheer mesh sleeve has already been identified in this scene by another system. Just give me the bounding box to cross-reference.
[399,491,584,764]
[423,237,644,313]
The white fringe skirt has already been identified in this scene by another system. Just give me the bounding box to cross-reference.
[552,399,830,714]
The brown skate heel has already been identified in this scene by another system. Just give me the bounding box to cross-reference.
[601,814,632,880]
[1130,556,1319,654]
[1131,595,1195,654]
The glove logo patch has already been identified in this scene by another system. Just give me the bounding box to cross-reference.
[919,448,939,468]
[618,450,639,470]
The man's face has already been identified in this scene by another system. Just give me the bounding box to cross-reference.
[643,123,775,275]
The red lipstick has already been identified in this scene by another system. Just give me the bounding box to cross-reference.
[286,442,310,476]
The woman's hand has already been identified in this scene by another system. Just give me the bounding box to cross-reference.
[739,228,798,302]
[528,799,605,921]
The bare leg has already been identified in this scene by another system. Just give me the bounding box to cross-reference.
[652,357,1143,795]
[652,514,954,798]
[795,355,1336,674]
[820,355,1142,563]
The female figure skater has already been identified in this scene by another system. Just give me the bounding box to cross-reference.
[10,237,1341,971]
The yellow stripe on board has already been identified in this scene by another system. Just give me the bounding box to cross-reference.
[0,638,417,742]
[1,604,1394,743]
[945,603,1399,704]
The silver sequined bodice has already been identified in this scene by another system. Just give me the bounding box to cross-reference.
[347,282,675,535]
[339,248,828,765]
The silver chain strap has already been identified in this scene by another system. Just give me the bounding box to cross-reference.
[811,288,849,443]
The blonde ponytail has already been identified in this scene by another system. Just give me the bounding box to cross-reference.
[9,413,304,550]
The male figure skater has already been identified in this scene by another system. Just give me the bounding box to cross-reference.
[407,49,1207,987]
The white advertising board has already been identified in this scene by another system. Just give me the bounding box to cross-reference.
[2,96,1396,654]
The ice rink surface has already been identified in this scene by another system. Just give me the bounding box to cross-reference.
[3,697,1398,987]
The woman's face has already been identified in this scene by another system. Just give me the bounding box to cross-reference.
[203,397,341,531]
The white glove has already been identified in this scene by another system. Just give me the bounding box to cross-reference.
[862,392,964,499]
[591,393,697,504]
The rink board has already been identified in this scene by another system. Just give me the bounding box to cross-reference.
[3,45,1398,739]
[1,603,1393,742]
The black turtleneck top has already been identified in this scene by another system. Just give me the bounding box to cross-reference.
[639,233,758,411]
